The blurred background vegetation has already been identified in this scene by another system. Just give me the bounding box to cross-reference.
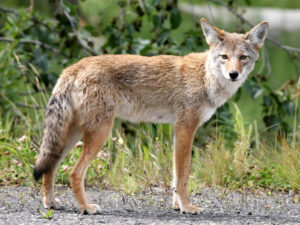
[0,0,299,193]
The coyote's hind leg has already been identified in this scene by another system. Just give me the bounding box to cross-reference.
[70,118,114,214]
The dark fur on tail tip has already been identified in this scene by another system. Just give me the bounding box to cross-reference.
[33,166,45,181]
[33,153,60,181]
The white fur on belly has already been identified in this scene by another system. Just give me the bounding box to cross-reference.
[116,102,175,124]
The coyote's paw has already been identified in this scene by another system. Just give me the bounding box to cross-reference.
[172,201,180,211]
[180,204,202,214]
[81,204,101,215]
[43,197,62,209]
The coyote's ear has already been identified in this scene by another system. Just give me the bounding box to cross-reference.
[200,18,224,46]
[246,22,269,49]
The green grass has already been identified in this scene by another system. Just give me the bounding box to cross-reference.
[191,104,299,192]
[0,103,299,193]
[0,131,36,186]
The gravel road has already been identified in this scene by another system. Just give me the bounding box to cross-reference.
[0,186,299,224]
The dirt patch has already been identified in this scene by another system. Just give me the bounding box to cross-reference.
[0,186,299,224]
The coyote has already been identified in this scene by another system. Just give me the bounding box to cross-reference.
[33,18,268,214]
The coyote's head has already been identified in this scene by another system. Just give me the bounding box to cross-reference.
[200,18,268,83]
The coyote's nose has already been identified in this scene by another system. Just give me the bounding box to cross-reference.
[229,71,239,80]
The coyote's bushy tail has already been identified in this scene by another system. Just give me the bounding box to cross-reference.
[33,93,73,181]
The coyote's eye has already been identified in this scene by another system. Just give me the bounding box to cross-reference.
[221,54,228,59]
[239,55,247,60]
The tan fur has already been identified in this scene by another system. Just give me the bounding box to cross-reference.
[70,119,113,214]
[34,18,268,214]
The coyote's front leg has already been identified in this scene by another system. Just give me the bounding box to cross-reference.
[173,116,201,214]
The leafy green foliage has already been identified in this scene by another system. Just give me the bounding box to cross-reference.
[261,86,296,133]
